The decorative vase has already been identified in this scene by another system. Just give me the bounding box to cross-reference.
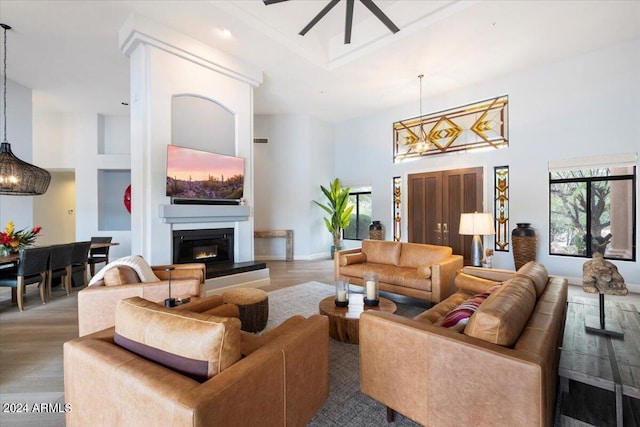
[369,221,384,240]
[512,223,537,270]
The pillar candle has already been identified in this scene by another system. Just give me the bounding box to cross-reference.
[365,280,377,300]
[337,290,347,302]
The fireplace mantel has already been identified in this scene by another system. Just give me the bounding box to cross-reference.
[159,204,250,223]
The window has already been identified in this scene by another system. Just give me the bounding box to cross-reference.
[343,189,372,240]
[549,154,636,261]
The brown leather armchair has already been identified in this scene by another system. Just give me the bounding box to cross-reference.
[77,262,208,336]
[64,300,329,427]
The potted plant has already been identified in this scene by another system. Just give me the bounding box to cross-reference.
[313,178,354,258]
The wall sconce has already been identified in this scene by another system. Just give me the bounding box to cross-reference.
[459,212,495,267]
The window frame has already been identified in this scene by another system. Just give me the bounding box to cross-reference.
[548,166,636,261]
[343,190,372,241]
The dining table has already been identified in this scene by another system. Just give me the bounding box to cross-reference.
[0,242,119,267]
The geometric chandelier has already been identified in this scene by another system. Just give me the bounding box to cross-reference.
[0,23,50,195]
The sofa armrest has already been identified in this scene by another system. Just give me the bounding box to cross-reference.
[429,254,463,303]
[64,332,287,427]
[461,266,515,282]
[334,247,363,279]
[77,279,203,336]
[152,263,206,283]
[360,311,546,427]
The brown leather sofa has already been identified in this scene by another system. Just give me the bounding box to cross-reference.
[64,297,329,427]
[335,240,463,303]
[359,261,568,427]
[77,262,209,336]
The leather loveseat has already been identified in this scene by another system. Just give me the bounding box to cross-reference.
[77,258,211,336]
[64,296,329,426]
[335,240,463,303]
[359,261,568,427]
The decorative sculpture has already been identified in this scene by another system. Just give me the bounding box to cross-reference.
[583,253,628,296]
[582,253,627,338]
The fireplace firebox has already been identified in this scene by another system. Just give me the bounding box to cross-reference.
[173,228,233,269]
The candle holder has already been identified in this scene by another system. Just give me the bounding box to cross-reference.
[363,272,379,306]
[335,277,349,307]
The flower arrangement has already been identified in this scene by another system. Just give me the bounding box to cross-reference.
[0,221,42,254]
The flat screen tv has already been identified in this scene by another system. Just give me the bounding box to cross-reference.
[166,145,245,204]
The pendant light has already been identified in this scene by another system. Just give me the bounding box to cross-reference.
[414,74,429,154]
[0,23,50,195]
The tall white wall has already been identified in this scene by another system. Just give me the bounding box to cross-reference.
[32,111,132,260]
[254,115,334,260]
[334,38,640,285]
[0,80,34,231]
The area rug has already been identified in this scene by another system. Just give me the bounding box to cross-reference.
[266,282,422,426]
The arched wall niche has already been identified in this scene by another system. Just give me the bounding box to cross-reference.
[171,94,235,155]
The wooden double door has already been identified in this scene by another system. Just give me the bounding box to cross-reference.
[408,167,483,264]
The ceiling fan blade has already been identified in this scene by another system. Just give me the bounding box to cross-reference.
[299,0,340,36]
[263,0,290,5]
[360,0,400,34]
[345,0,354,44]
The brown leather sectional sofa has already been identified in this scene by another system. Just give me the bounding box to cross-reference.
[359,262,568,427]
[64,297,329,426]
[335,240,464,303]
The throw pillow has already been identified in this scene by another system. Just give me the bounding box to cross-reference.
[88,255,160,285]
[439,286,499,332]
[114,297,241,382]
[103,265,141,286]
[339,252,367,267]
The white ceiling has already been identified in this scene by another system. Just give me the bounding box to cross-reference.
[2,0,639,123]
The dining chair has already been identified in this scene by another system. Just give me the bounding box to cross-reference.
[88,236,112,277]
[0,246,51,311]
[47,243,74,300]
[70,241,92,288]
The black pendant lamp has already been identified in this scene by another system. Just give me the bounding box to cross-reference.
[0,23,50,195]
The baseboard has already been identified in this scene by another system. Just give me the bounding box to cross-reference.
[204,268,270,295]
[254,253,331,261]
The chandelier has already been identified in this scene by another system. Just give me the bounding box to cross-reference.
[0,23,51,195]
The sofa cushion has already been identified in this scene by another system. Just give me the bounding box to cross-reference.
[515,261,549,298]
[89,255,160,286]
[439,286,498,332]
[399,243,452,268]
[361,240,402,266]
[464,277,536,346]
[339,252,366,267]
[103,265,141,286]
[114,297,241,382]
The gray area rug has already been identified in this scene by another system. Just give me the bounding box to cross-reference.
[266,282,423,427]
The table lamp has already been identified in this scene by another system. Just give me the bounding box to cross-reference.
[459,212,495,267]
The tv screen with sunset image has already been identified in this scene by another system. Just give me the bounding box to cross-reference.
[166,145,245,202]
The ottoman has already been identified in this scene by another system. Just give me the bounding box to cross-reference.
[223,288,269,332]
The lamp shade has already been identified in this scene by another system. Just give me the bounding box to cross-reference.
[459,212,495,236]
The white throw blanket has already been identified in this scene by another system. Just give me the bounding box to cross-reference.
[88,255,160,286]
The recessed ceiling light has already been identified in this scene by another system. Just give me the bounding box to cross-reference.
[121,102,129,106]
[218,28,232,39]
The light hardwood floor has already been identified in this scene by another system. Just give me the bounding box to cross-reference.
[0,259,637,426]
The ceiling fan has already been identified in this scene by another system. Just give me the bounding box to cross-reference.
[263,0,400,44]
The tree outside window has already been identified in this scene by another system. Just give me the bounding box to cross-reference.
[343,190,372,240]
[549,166,635,261]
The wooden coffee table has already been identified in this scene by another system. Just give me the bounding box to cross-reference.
[319,293,397,344]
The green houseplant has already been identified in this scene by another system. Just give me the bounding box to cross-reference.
[313,178,354,257]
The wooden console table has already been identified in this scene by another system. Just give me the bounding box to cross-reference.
[254,230,293,262]
[558,296,640,426]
